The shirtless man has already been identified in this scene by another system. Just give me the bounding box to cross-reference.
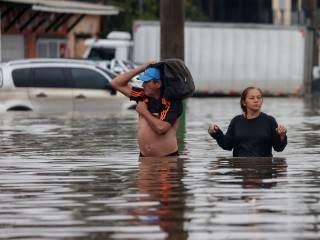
[111,61,182,157]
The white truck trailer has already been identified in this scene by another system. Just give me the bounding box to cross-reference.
[84,21,314,96]
[133,21,313,96]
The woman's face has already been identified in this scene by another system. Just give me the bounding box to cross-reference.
[243,89,263,112]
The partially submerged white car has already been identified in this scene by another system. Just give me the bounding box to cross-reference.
[108,59,142,88]
[0,58,135,112]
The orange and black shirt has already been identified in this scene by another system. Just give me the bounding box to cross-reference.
[130,87,183,126]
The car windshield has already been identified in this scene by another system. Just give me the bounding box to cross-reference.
[122,60,137,70]
[88,47,115,60]
[98,67,118,79]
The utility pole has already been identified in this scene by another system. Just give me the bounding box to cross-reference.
[304,0,319,66]
[303,0,318,95]
[306,0,319,66]
[0,11,2,61]
[160,0,184,60]
[310,0,318,67]
[160,0,185,149]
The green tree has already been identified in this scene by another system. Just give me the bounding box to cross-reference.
[101,0,207,36]
[185,0,208,21]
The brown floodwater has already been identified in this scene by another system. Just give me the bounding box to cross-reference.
[0,97,319,239]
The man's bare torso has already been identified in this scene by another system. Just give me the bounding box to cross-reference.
[138,115,179,157]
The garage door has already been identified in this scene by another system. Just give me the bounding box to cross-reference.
[1,34,25,61]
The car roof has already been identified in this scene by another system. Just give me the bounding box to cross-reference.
[1,58,99,67]
[0,58,120,81]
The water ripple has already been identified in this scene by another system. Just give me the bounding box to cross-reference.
[0,98,319,239]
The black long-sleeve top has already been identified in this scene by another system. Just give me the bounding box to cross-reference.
[210,112,287,157]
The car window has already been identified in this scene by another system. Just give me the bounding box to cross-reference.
[70,68,111,89]
[88,47,115,60]
[99,68,118,79]
[33,68,67,88]
[123,61,136,70]
[12,68,31,87]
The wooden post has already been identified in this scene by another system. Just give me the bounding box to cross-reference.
[303,0,318,95]
[310,0,318,68]
[160,0,185,150]
[304,0,319,66]
[160,0,184,60]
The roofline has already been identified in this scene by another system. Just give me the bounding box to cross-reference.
[32,5,119,15]
[1,0,120,15]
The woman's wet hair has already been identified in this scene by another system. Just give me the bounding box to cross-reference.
[240,87,263,113]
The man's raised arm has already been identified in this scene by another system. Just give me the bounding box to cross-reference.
[111,61,155,98]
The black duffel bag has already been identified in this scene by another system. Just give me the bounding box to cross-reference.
[150,59,195,100]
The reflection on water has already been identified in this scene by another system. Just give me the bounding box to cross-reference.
[211,157,287,189]
[128,157,187,240]
[185,157,290,239]
[0,97,319,239]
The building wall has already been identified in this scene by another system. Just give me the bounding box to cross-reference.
[68,15,101,58]
[0,5,101,60]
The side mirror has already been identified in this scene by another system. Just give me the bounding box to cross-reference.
[106,85,117,95]
[110,88,117,95]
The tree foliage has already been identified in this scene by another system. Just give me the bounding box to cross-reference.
[100,0,207,36]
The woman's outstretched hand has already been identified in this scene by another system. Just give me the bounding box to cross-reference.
[208,124,219,135]
[276,125,287,142]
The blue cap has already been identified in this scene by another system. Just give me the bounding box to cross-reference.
[137,68,160,81]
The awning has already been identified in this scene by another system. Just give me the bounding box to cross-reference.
[1,0,121,33]
[1,0,121,15]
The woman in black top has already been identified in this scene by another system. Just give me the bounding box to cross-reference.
[208,87,287,157]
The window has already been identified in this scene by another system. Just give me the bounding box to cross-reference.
[37,39,67,58]
[33,68,67,88]
[101,68,118,79]
[12,68,31,87]
[70,68,110,89]
[37,42,47,58]
[88,47,115,60]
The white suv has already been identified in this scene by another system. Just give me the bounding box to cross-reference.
[0,59,134,112]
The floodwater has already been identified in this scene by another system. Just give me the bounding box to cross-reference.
[0,97,319,240]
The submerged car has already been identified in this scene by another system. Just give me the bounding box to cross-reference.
[0,58,135,112]
[108,59,142,88]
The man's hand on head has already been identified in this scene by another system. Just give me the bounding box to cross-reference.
[142,61,157,70]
